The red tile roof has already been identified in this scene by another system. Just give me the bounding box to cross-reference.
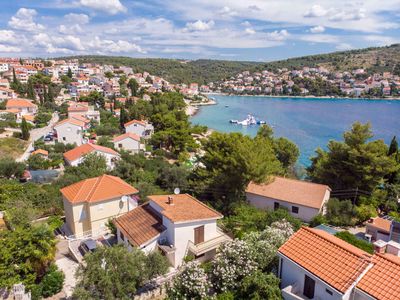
[61,174,138,204]
[279,227,372,293]
[113,132,141,142]
[366,217,392,233]
[63,143,119,162]
[54,118,86,128]
[6,98,37,108]
[114,203,166,247]
[357,253,400,299]
[31,149,48,156]
[246,177,331,209]
[148,194,223,223]
[124,119,146,127]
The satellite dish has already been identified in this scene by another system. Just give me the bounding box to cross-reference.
[174,188,180,195]
[121,195,128,202]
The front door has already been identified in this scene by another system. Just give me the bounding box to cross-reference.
[194,225,204,245]
[303,275,315,299]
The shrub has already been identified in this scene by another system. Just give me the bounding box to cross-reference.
[40,264,65,297]
[335,231,374,254]
[356,204,377,222]
[146,250,170,278]
[326,198,356,226]
[310,214,327,227]
[238,271,282,300]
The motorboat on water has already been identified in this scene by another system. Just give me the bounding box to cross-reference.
[230,114,266,126]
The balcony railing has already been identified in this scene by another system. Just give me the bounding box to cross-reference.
[188,228,231,256]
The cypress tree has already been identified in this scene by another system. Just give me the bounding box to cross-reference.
[20,117,30,140]
[12,68,17,84]
[48,85,54,102]
[67,67,73,78]
[27,81,35,100]
[119,108,128,131]
[388,136,398,156]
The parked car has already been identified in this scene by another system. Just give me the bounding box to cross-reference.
[79,239,97,256]
[43,135,53,142]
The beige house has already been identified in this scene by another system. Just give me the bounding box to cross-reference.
[246,177,331,222]
[113,132,143,153]
[124,119,154,139]
[61,175,139,237]
[54,118,86,146]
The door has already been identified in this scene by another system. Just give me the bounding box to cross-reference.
[303,275,315,299]
[194,225,204,245]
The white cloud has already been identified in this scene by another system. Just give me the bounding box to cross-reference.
[310,25,325,33]
[59,24,84,34]
[88,36,146,54]
[248,5,261,11]
[185,20,215,31]
[0,30,17,44]
[266,29,289,41]
[8,8,45,32]
[0,44,21,53]
[64,13,90,24]
[304,5,328,18]
[78,0,127,14]
[300,34,339,43]
[245,28,256,35]
[219,6,237,17]
[364,35,400,46]
[336,43,353,50]
[329,8,366,21]
[241,21,252,27]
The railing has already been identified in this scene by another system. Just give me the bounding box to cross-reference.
[188,228,231,255]
[282,284,305,300]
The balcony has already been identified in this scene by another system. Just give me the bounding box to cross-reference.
[188,228,231,256]
[282,283,322,300]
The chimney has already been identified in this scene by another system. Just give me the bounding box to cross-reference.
[373,240,387,254]
[168,196,174,205]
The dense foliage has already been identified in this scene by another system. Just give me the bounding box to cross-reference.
[335,231,374,254]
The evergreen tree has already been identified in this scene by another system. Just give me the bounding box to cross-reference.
[67,67,73,79]
[20,117,30,140]
[42,86,49,104]
[19,58,23,65]
[27,80,35,100]
[119,108,128,131]
[12,68,17,84]
[388,136,398,156]
[127,78,139,96]
[47,85,54,102]
[11,68,24,95]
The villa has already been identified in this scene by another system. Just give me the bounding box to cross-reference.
[124,119,154,139]
[114,194,231,267]
[246,177,331,222]
[113,132,143,153]
[53,118,87,146]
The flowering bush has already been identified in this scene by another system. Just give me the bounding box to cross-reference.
[210,239,258,292]
[167,261,210,300]
[244,219,294,271]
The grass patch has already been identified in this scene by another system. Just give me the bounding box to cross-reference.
[0,137,28,159]
[335,231,374,254]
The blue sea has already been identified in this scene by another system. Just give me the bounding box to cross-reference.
[191,95,400,167]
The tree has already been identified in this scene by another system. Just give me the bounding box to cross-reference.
[74,245,168,299]
[40,264,64,298]
[238,271,282,300]
[118,74,127,86]
[326,198,356,226]
[0,159,25,178]
[67,67,73,78]
[119,108,128,130]
[27,80,36,100]
[60,75,72,85]
[127,78,139,96]
[308,122,398,193]
[104,71,114,79]
[20,117,30,140]
[79,91,105,108]
[27,154,50,170]
[273,137,299,172]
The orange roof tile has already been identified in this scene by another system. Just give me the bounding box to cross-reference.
[31,149,48,156]
[113,132,141,143]
[357,253,400,299]
[23,115,35,122]
[114,203,166,247]
[148,194,223,223]
[279,227,372,293]
[124,119,146,127]
[366,217,391,233]
[54,118,86,128]
[246,177,331,209]
[60,174,138,204]
[63,143,119,162]
[70,115,90,123]
[6,98,37,108]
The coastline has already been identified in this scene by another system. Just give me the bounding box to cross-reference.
[204,92,400,101]
[185,98,217,116]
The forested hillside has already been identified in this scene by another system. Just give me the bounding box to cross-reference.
[62,44,400,84]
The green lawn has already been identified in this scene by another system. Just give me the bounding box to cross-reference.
[0,137,28,159]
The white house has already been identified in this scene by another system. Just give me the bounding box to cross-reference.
[114,194,231,267]
[113,132,143,153]
[6,98,38,116]
[61,175,139,237]
[68,101,100,123]
[278,226,400,300]
[63,143,120,169]
[124,119,154,139]
[54,118,86,146]
[246,177,331,222]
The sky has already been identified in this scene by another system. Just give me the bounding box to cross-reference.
[0,0,399,61]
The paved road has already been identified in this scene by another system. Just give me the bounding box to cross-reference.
[16,112,59,162]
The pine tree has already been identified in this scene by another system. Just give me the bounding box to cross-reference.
[67,67,73,79]
[119,108,128,131]
[20,117,30,140]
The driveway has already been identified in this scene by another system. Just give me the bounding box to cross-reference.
[17,112,59,162]
[55,238,79,298]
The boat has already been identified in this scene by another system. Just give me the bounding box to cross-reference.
[257,120,266,125]
[229,114,266,126]
[225,105,229,108]
[230,119,238,124]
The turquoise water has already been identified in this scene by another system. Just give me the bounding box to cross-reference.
[191,95,400,166]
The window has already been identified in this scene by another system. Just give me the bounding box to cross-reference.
[118,143,123,148]
[326,289,333,295]
[194,225,205,245]
[62,137,66,141]
[274,202,280,210]
[303,275,315,299]
[292,206,299,214]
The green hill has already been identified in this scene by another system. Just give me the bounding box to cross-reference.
[62,44,400,84]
